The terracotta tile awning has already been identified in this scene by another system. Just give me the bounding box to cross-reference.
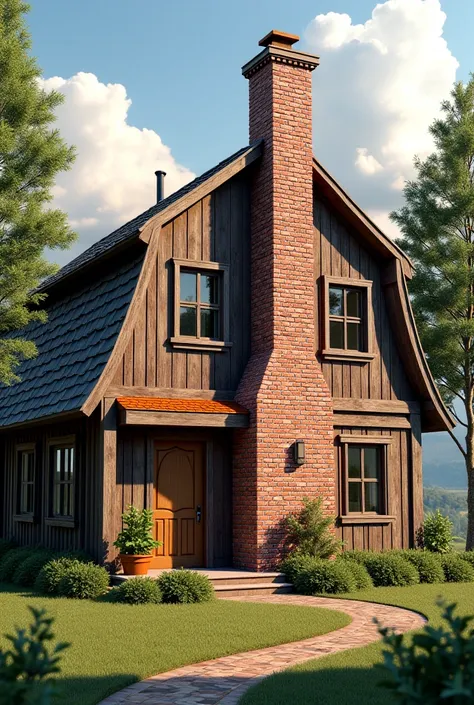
[116,397,249,428]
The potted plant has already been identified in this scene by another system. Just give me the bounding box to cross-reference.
[113,505,161,575]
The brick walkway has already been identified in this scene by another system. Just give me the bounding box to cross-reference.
[98,594,426,705]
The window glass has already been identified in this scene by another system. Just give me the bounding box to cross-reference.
[180,272,197,302]
[347,322,360,351]
[329,287,344,316]
[201,275,218,305]
[201,308,218,338]
[365,483,380,513]
[329,320,344,349]
[346,290,360,317]
[348,483,362,513]
[180,306,197,336]
[348,447,361,478]
[364,447,379,479]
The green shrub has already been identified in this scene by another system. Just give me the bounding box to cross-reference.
[34,554,92,595]
[0,539,16,561]
[376,600,474,703]
[419,510,455,553]
[285,497,343,559]
[0,547,35,583]
[12,550,54,587]
[279,554,318,583]
[461,551,474,568]
[110,577,162,605]
[400,549,445,584]
[0,607,69,705]
[364,553,419,587]
[293,559,357,595]
[57,561,109,600]
[340,550,375,565]
[113,505,161,556]
[441,554,474,583]
[158,569,214,604]
[337,557,373,589]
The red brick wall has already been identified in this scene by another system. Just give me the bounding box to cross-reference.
[233,53,335,570]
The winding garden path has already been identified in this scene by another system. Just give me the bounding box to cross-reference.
[98,594,426,705]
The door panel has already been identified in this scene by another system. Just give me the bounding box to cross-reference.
[153,442,204,568]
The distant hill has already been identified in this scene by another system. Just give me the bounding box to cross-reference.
[423,460,467,489]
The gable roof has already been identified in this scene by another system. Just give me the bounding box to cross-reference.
[40,143,261,293]
[0,142,262,429]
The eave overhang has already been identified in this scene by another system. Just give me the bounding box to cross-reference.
[116,397,250,429]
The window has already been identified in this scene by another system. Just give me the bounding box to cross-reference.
[339,435,393,521]
[171,259,231,351]
[49,440,75,520]
[16,445,36,518]
[322,276,374,361]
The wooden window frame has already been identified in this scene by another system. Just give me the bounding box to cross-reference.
[13,443,37,523]
[45,435,76,528]
[321,276,375,362]
[170,258,232,352]
[338,435,395,524]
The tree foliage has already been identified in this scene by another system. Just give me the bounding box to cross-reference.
[391,76,474,548]
[284,497,343,559]
[0,0,75,385]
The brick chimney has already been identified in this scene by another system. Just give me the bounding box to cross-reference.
[233,30,335,570]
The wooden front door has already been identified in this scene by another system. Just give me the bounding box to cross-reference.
[152,441,205,568]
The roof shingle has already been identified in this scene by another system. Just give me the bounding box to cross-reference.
[116,397,249,414]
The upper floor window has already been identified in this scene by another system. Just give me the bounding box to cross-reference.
[50,439,75,520]
[16,445,36,518]
[322,276,374,362]
[170,258,231,352]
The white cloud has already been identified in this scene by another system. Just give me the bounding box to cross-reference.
[42,72,195,264]
[305,0,459,233]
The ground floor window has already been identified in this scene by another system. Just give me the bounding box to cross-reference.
[339,435,392,516]
[49,438,75,520]
[16,445,36,517]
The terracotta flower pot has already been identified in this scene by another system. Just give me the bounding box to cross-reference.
[119,554,153,576]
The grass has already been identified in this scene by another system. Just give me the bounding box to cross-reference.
[240,582,474,705]
[0,583,349,705]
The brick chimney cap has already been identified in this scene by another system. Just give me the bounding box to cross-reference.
[258,30,300,49]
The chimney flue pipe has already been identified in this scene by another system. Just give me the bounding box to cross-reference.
[155,170,166,203]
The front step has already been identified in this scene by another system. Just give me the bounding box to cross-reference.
[214,581,293,598]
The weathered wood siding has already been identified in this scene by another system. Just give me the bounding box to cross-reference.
[113,428,233,567]
[314,195,415,401]
[1,410,104,560]
[334,424,422,551]
[109,173,251,393]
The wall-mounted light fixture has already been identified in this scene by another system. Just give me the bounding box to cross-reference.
[293,439,305,466]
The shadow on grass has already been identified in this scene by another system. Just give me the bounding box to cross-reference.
[52,674,138,705]
[239,666,396,705]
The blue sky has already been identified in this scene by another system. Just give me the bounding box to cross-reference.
[29,1,473,480]
[29,0,473,176]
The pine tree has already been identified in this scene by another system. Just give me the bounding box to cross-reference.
[0,0,75,385]
[391,76,474,549]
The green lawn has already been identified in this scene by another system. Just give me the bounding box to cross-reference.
[0,583,349,705]
[240,582,474,705]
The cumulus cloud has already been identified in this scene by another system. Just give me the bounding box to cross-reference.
[304,0,459,237]
[42,72,195,264]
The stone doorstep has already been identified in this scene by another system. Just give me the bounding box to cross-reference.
[111,568,288,588]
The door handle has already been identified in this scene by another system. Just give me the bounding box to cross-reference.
[196,505,202,523]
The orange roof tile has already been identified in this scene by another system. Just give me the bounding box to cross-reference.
[116,397,249,415]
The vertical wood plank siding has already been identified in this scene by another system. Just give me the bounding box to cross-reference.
[110,174,251,393]
[314,195,414,401]
[1,410,103,560]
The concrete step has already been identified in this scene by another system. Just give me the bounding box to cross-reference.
[214,582,294,598]
[209,572,287,587]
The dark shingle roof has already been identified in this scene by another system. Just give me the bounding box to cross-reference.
[0,255,144,427]
[40,144,256,291]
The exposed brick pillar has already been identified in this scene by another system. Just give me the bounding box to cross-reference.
[233,30,335,570]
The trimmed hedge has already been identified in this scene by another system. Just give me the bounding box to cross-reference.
[57,561,109,599]
[340,550,375,565]
[293,559,357,595]
[461,551,474,569]
[0,547,35,583]
[441,554,474,583]
[110,577,162,605]
[12,550,55,587]
[337,557,373,589]
[35,556,78,595]
[279,554,318,583]
[0,538,17,561]
[363,553,419,587]
[399,549,445,584]
[158,569,214,604]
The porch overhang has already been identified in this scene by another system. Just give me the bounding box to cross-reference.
[116,396,250,428]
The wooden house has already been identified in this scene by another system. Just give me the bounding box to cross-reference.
[0,30,454,571]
